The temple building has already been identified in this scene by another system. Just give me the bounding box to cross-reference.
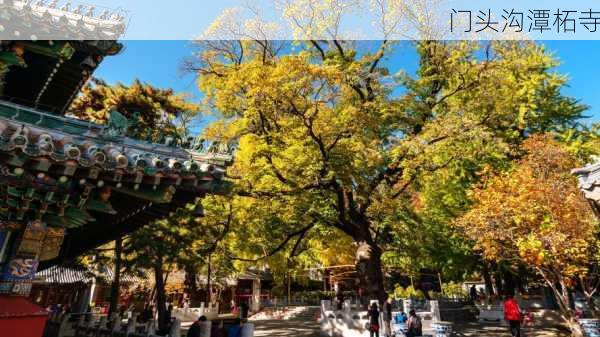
[0,2,232,333]
[573,161,600,215]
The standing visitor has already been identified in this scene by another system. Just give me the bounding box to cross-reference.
[383,297,393,337]
[227,318,243,337]
[231,300,238,316]
[336,286,344,310]
[504,294,522,337]
[406,310,422,337]
[163,304,173,334]
[368,302,380,337]
[239,301,249,321]
[140,304,153,323]
[469,285,478,302]
[394,308,407,324]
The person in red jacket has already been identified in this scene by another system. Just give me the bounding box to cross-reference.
[503,294,522,337]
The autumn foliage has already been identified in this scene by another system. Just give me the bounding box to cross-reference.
[457,134,599,333]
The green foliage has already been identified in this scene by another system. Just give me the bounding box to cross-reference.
[393,285,425,299]
[123,197,233,275]
[441,281,468,298]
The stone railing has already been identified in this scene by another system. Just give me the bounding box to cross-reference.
[172,302,220,321]
[46,311,163,337]
[319,299,453,337]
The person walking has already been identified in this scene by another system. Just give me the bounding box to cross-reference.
[504,294,522,337]
[383,297,393,337]
[368,302,380,337]
[406,309,422,337]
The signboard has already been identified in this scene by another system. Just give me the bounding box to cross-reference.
[39,227,65,261]
[4,258,39,281]
[16,220,47,257]
[0,280,33,296]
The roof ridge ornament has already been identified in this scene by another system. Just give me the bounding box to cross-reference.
[100,109,129,141]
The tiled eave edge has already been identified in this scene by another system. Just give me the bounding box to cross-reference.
[573,161,600,203]
[0,0,125,40]
[0,100,233,203]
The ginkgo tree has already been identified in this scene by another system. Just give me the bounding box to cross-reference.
[193,35,586,303]
[457,135,600,337]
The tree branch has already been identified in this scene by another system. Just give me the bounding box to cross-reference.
[230,222,315,262]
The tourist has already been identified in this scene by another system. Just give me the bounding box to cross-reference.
[406,310,422,337]
[162,304,173,334]
[383,297,393,337]
[394,308,407,324]
[186,315,208,337]
[503,293,522,337]
[227,318,243,337]
[140,304,153,323]
[336,286,344,310]
[211,319,224,337]
[368,302,380,337]
[239,301,249,321]
[469,285,478,302]
[478,288,486,302]
[231,300,238,316]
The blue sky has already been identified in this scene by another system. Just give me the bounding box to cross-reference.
[40,0,600,40]
[94,40,600,133]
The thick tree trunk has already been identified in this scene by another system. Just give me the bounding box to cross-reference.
[108,237,122,316]
[206,254,212,304]
[503,269,516,296]
[184,264,201,307]
[355,241,387,305]
[154,257,168,334]
[585,294,599,318]
[580,276,600,318]
[482,262,495,296]
[493,268,504,296]
[566,319,584,337]
[539,269,582,337]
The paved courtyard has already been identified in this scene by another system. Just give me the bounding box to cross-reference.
[252,306,320,337]
[252,316,570,337]
[254,318,320,337]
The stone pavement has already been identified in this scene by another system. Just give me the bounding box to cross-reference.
[253,319,321,337]
[253,319,570,337]
[253,306,320,337]
[251,306,571,337]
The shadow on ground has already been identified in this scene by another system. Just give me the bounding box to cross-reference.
[453,322,570,337]
[253,319,320,337]
[253,319,571,337]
